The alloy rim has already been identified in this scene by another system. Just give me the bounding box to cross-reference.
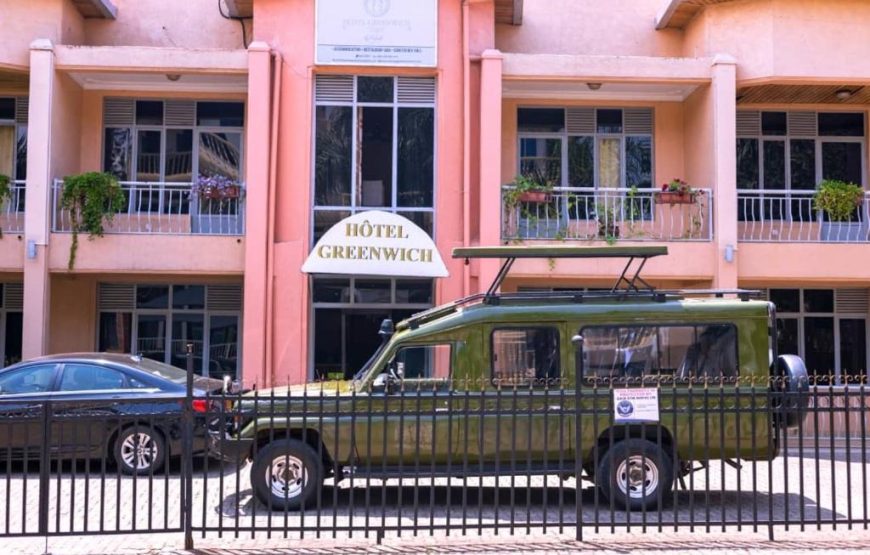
[120,432,157,470]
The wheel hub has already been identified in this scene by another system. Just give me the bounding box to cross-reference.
[268,455,308,499]
[616,455,659,499]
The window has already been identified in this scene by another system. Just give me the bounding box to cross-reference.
[581,324,738,382]
[491,327,560,386]
[0,97,27,211]
[0,283,23,367]
[393,344,452,380]
[770,288,868,385]
[312,75,436,243]
[0,364,56,395]
[59,364,128,392]
[97,283,242,379]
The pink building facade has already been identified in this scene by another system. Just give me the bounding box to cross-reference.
[1,0,869,387]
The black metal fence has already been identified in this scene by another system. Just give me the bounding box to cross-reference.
[0,376,868,547]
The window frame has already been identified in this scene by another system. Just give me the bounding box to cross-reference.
[390,342,454,383]
[0,97,27,183]
[489,325,562,388]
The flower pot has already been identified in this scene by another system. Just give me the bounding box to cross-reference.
[654,191,696,205]
[517,191,550,203]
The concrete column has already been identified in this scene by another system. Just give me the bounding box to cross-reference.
[241,42,273,387]
[711,54,738,289]
[478,49,504,291]
[22,39,54,359]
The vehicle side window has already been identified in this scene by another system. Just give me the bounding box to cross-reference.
[0,364,57,395]
[491,327,560,387]
[581,324,738,381]
[394,344,452,380]
[58,364,128,392]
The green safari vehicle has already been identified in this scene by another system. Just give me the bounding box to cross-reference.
[218,246,809,511]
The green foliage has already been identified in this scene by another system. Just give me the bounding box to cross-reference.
[0,174,12,238]
[504,173,555,208]
[60,172,125,270]
[813,179,864,222]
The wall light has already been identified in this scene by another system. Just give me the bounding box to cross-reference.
[836,88,853,100]
[586,82,602,91]
[26,239,36,260]
[724,243,736,263]
[166,74,182,82]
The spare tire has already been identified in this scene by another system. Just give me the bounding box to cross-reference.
[773,354,810,428]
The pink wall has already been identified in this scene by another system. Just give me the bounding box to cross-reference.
[0,0,78,70]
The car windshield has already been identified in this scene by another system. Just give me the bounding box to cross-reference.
[128,357,190,383]
[352,342,389,381]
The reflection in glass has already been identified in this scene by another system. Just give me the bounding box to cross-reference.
[99,312,132,353]
[171,314,204,370]
[165,129,193,182]
[136,101,163,125]
[357,77,393,103]
[103,128,133,181]
[358,107,393,206]
[804,316,835,384]
[196,102,244,127]
[4,312,22,366]
[172,285,205,309]
[15,125,26,181]
[209,315,239,379]
[137,314,167,363]
[314,106,352,206]
[840,319,867,384]
[822,142,863,185]
[397,108,434,207]
[519,138,561,185]
[517,108,564,133]
[763,140,786,219]
[198,132,241,181]
[136,285,170,309]
[137,130,162,182]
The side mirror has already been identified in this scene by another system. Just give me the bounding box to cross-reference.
[571,334,584,346]
[222,375,232,394]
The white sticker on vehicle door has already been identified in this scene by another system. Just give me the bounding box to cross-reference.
[613,388,660,423]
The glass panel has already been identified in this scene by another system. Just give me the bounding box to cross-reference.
[761,111,786,135]
[770,289,800,313]
[597,109,622,133]
[15,125,26,181]
[172,285,205,309]
[737,138,760,221]
[59,364,127,391]
[763,140,786,219]
[790,139,816,221]
[0,126,13,178]
[804,316,835,384]
[517,108,564,133]
[0,98,13,120]
[492,328,560,386]
[397,108,434,207]
[103,128,133,181]
[358,107,393,207]
[198,132,241,181]
[196,101,244,127]
[395,279,433,304]
[804,289,834,313]
[314,106,352,206]
[822,142,863,184]
[397,211,433,237]
[776,318,799,358]
[598,137,621,188]
[678,324,738,379]
[98,312,132,353]
[314,308,343,380]
[209,315,239,379]
[136,101,163,125]
[136,314,167,363]
[625,136,652,189]
[354,279,391,303]
[818,112,864,137]
[839,318,866,384]
[519,138,561,185]
[312,278,351,303]
[136,130,162,182]
[395,344,451,380]
[170,314,204,370]
[567,136,593,187]
[137,286,170,309]
[357,76,393,103]
[165,129,193,182]
[4,312,22,366]
[313,210,350,244]
[0,365,56,395]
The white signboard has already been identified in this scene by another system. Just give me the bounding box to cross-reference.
[613,388,660,423]
[302,211,449,277]
[316,0,438,67]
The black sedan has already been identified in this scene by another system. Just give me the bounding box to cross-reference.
[0,353,225,474]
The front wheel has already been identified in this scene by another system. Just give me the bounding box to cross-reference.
[114,426,166,475]
[250,439,323,511]
[597,438,674,511]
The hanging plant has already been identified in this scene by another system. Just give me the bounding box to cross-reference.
[813,179,864,222]
[60,172,125,270]
[0,174,12,239]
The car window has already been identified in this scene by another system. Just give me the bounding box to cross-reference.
[491,327,560,387]
[59,364,128,392]
[393,344,452,380]
[0,364,57,395]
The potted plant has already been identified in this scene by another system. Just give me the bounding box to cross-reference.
[505,173,554,206]
[60,172,126,270]
[813,179,864,221]
[654,178,701,205]
[191,174,244,201]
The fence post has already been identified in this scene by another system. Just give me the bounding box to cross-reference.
[38,400,51,536]
[183,343,195,550]
[573,334,585,542]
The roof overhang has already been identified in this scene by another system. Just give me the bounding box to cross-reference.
[656,0,738,30]
[70,0,117,19]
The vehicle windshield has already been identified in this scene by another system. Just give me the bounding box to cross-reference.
[352,341,389,381]
[128,357,190,382]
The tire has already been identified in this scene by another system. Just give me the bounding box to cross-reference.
[113,425,166,475]
[250,439,323,511]
[773,354,810,428]
[596,438,674,511]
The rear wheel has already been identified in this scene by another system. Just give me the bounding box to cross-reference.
[113,426,166,475]
[597,438,673,511]
[250,439,323,511]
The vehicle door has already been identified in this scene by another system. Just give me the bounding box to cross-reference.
[0,363,60,460]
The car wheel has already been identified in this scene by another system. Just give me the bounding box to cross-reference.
[597,438,673,511]
[250,439,323,511]
[114,426,166,475]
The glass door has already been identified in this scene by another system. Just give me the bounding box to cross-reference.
[820,140,866,241]
[192,130,243,234]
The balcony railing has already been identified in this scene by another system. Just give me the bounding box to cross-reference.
[51,180,245,236]
[738,189,870,243]
[0,180,26,235]
[502,186,713,242]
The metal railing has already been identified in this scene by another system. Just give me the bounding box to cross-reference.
[738,189,870,243]
[51,180,245,236]
[0,180,26,235]
[2,374,869,546]
[502,186,714,242]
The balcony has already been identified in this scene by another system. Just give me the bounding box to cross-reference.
[51,180,245,236]
[1,180,25,236]
[501,186,713,242]
[738,189,870,243]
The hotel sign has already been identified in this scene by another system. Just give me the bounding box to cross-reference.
[315,0,438,67]
[302,211,448,277]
